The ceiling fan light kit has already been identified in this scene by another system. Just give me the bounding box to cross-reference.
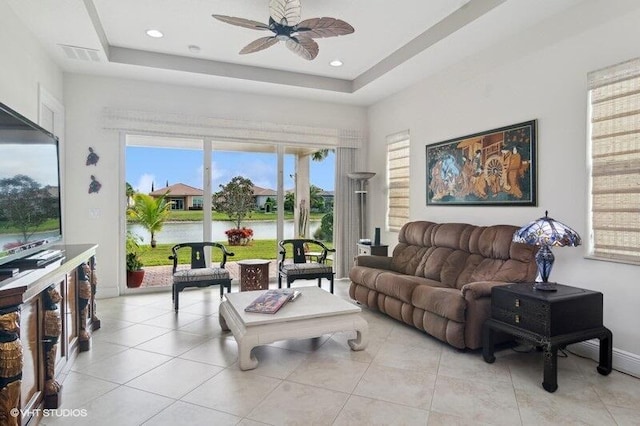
[212,0,354,61]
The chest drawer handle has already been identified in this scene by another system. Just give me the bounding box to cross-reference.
[515,315,520,324]
[515,299,520,307]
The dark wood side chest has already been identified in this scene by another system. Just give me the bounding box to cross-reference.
[491,283,603,337]
[483,282,612,393]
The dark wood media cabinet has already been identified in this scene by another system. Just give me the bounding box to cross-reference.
[0,244,99,425]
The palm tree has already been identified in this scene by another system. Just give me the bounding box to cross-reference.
[125,182,135,206]
[311,149,332,161]
[310,185,325,211]
[128,192,172,248]
[284,191,295,211]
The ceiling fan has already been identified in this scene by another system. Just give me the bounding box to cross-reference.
[212,0,354,61]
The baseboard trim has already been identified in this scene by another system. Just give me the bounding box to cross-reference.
[570,340,640,378]
[96,286,120,299]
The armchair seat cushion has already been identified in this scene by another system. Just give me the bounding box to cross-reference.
[173,267,230,283]
[280,262,333,276]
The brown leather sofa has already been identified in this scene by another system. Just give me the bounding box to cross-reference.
[349,221,537,349]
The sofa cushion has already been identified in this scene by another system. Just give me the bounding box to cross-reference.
[492,259,535,282]
[417,247,453,281]
[390,245,430,276]
[375,274,441,304]
[349,266,388,291]
[411,285,466,323]
[470,225,530,260]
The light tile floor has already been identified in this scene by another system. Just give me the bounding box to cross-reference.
[41,280,640,426]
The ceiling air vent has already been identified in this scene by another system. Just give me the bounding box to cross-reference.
[59,44,101,62]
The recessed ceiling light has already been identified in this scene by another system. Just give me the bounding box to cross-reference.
[188,45,201,53]
[146,29,164,38]
[329,59,343,67]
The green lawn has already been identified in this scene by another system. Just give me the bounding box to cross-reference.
[137,239,333,266]
[133,211,332,266]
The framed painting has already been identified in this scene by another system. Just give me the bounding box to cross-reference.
[426,120,537,206]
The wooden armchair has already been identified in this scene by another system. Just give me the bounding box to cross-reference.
[169,242,234,311]
[278,239,335,293]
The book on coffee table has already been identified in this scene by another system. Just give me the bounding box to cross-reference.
[244,289,300,314]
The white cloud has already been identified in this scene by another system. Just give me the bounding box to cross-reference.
[211,160,232,189]
[229,159,277,189]
[136,174,155,193]
[209,155,297,190]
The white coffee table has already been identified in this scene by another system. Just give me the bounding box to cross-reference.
[219,286,368,370]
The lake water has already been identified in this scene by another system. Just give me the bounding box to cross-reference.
[127,220,321,244]
[0,230,60,252]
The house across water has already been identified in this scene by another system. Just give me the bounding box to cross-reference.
[149,182,333,212]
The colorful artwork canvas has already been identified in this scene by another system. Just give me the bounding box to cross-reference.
[426,120,537,206]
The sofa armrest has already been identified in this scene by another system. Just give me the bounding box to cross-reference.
[461,281,512,301]
[355,255,394,270]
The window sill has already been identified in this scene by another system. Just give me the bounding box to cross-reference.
[584,254,640,267]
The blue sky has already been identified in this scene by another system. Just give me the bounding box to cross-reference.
[126,147,335,193]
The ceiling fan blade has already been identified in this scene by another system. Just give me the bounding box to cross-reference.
[269,0,301,26]
[212,15,270,31]
[239,37,279,55]
[285,36,319,60]
[296,17,355,38]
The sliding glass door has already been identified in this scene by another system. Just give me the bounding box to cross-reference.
[124,134,335,290]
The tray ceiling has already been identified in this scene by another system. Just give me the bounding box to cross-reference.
[7,0,584,105]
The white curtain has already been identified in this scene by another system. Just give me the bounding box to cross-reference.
[334,147,359,278]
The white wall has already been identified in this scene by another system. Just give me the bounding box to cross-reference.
[0,0,63,121]
[367,1,640,358]
[63,74,367,298]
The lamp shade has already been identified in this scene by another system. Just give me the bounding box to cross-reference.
[512,211,582,247]
[513,211,581,289]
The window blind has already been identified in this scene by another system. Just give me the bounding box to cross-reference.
[387,131,410,232]
[588,58,640,263]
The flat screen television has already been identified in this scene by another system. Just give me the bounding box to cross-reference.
[0,102,63,268]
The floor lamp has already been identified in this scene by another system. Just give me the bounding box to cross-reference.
[347,172,376,241]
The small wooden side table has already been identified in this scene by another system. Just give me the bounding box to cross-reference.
[482,282,612,393]
[238,259,270,291]
[357,244,388,256]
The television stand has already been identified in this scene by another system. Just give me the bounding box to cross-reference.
[0,244,99,425]
[5,249,65,270]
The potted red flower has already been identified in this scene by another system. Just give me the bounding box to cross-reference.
[225,227,254,246]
